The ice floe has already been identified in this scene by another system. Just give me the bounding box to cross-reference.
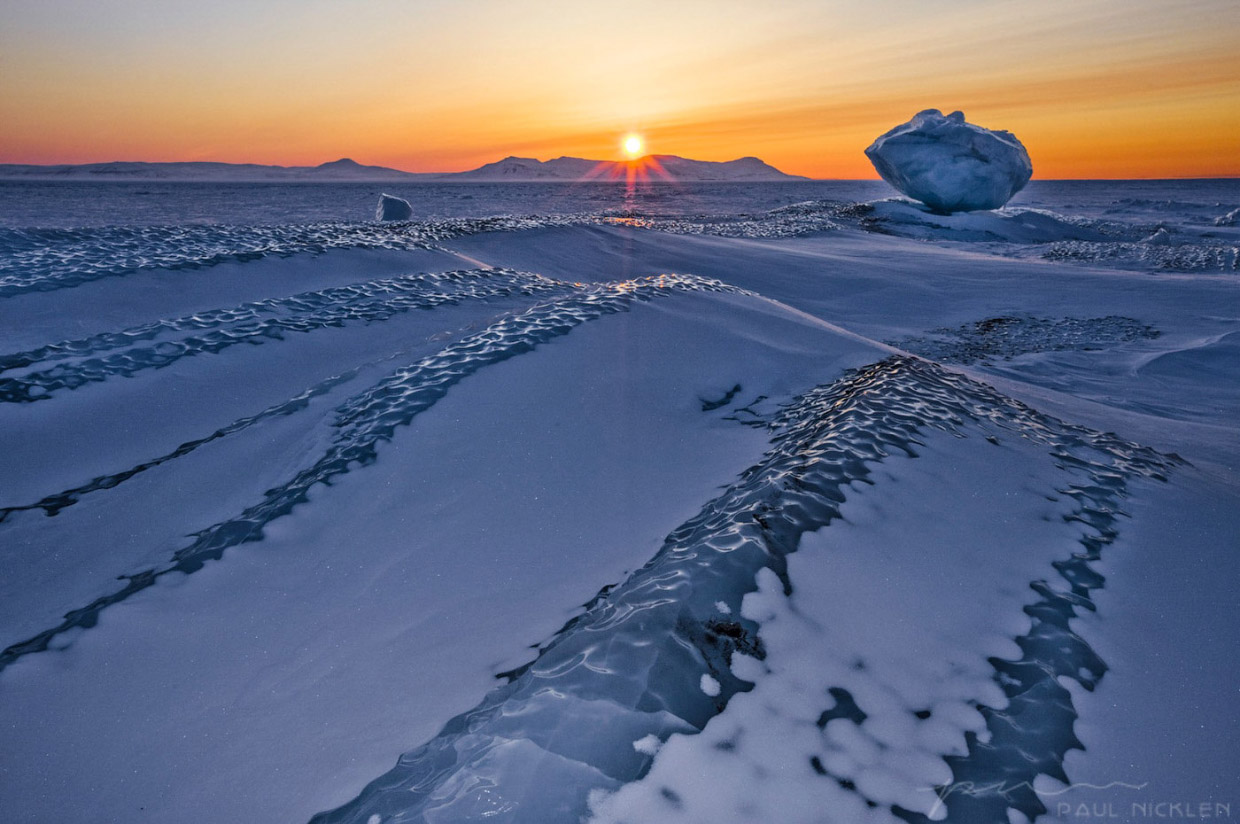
[376,193,413,221]
[865,109,1033,213]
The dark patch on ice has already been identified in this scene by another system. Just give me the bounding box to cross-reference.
[723,394,771,428]
[809,755,828,775]
[892,315,1160,365]
[816,687,867,729]
[700,383,742,411]
[914,709,932,720]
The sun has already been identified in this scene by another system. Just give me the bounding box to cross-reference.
[623,134,644,159]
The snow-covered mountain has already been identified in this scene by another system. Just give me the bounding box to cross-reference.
[0,155,806,182]
[0,158,435,181]
[452,154,806,181]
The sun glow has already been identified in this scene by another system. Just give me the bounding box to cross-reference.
[623,134,644,159]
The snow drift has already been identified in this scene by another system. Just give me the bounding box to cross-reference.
[865,109,1032,213]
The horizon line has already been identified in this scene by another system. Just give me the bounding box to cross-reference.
[1,157,1237,183]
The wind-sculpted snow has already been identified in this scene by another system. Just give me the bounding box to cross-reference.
[0,216,601,298]
[606,200,866,239]
[0,366,367,524]
[892,315,1160,365]
[6,198,1232,296]
[0,268,566,403]
[1037,239,1240,272]
[310,358,1176,824]
[601,199,1236,269]
[0,273,747,673]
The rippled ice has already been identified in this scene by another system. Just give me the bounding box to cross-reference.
[0,178,1233,824]
[3,180,1237,298]
[314,358,1176,824]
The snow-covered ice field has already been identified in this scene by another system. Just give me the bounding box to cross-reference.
[1,180,1237,823]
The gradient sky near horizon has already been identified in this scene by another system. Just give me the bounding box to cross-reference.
[3,0,1238,178]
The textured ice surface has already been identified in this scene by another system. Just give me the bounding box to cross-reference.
[314,358,1175,824]
[376,193,413,221]
[0,267,566,403]
[0,216,601,297]
[0,273,749,672]
[1037,238,1240,272]
[893,316,1160,365]
[865,109,1033,213]
[604,200,867,239]
[2,181,1237,824]
[589,360,1176,824]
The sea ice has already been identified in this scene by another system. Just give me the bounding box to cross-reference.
[3,180,1239,824]
[375,192,413,221]
[865,109,1032,213]
[1142,227,1173,244]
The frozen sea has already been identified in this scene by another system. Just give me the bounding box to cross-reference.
[0,179,1237,824]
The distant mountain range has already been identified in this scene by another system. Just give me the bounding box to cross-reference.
[0,155,806,182]
[452,155,806,181]
[0,158,436,182]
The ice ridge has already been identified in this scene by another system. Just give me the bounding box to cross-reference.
[309,358,1176,824]
[0,274,746,673]
[0,216,601,299]
[0,268,565,403]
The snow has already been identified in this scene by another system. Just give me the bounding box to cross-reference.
[632,735,662,756]
[0,180,1237,824]
[1214,207,1239,226]
[865,109,1033,213]
[588,416,1152,823]
[375,192,413,220]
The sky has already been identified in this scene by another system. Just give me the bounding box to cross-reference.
[2,0,1238,178]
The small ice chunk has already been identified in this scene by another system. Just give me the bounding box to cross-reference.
[376,193,413,221]
[729,652,764,681]
[865,109,1033,213]
[700,674,721,697]
[714,600,731,614]
[632,734,661,756]
[367,815,381,824]
[1214,207,1239,227]
[1142,227,1173,245]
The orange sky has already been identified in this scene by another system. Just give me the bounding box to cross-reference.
[2,0,1238,178]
